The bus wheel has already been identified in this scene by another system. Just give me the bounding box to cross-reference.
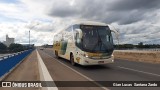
[70,54,75,66]
[55,51,59,59]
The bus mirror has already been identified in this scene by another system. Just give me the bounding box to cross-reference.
[108,25,119,39]
[111,29,119,39]
[75,29,82,39]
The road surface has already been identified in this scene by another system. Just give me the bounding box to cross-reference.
[37,48,160,90]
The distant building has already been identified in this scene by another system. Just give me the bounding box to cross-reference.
[3,35,15,47]
[138,42,143,46]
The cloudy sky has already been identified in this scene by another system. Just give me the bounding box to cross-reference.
[0,0,160,45]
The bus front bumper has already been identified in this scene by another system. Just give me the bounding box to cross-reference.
[81,56,114,65]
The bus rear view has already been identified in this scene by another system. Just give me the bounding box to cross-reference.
[53,21,117,65]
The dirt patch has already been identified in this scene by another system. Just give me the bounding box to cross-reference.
[113,50,160,64]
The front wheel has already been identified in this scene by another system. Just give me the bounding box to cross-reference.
[70,54,75,66]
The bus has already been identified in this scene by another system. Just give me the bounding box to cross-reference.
[53,21,118,65]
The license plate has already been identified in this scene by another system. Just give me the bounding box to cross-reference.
[98,61,104,64]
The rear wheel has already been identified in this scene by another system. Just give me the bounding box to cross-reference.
[55,51,59,59]
[70,54,75,66]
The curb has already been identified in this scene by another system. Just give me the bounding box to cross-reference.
[36,50,58,90]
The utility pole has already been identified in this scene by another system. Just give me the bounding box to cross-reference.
[28,23,39,48]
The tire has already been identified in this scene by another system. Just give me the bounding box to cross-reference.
[70,54,75,66]
[55,51,59,59]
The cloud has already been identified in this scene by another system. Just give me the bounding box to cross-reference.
[0,0,160,45]
[48,0,160,25]
[115,21,160,44]
[0,21,55,45]
[108,0,160,11]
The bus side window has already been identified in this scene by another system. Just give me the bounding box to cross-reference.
[75,32,79,42]
[76,32,82,46]
[66,26,72,32]
[106,35,109,42]
[73,25,79,30]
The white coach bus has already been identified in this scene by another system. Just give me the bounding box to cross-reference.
[53,21,118,65]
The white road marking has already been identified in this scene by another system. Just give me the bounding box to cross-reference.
[118,66,160,77]
[36,50,58,90]
[41,50,109,90]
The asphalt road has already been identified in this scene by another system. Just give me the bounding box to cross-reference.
[38,48,160,90]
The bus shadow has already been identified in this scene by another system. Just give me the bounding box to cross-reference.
[77,64,112,70]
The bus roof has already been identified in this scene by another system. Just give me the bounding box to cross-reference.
[73,21,107,26]
[53,21,108,36]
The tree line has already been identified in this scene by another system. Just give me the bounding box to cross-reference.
[0,43,33,54]
[114,42,160,49]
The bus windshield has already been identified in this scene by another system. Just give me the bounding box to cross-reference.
[80,25,114,53]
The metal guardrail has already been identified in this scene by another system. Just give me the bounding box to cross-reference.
[0,50,30,61]
[0,49,34,78]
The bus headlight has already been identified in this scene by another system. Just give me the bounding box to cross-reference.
[83,53,89,58]
[84,54,89,58]
[85,55,89,58]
